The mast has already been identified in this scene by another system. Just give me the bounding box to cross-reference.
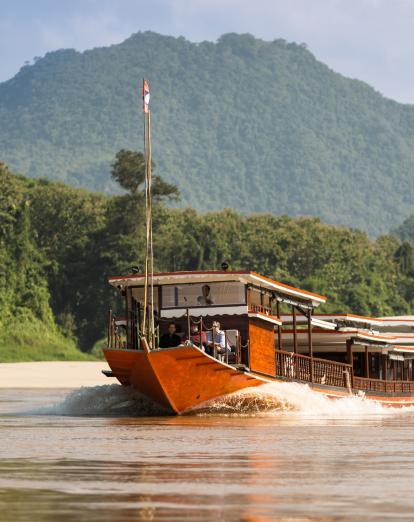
[142,79,155,348]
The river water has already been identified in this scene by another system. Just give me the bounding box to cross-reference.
[2,383,414,521]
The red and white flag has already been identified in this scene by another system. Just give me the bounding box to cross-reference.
[142,79,150,113]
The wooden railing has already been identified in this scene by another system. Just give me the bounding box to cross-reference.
[275,350,353,388]
[248,304,272,315]
[353,376,414,393]
[275,350,414,393]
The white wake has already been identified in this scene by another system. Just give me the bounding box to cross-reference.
[191,381,409,416]
[30,381,414,418]
[33,384,169,416]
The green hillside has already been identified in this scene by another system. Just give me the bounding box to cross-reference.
[1,32,414,234]
[0,163,98,361]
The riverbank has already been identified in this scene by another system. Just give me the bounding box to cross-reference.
[0,319,101,363]
[0,362,111,388]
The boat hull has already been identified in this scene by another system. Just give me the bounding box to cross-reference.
[103,345,264,413]
[103,346,414,413]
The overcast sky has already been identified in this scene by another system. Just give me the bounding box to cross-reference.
[1,0,414,103]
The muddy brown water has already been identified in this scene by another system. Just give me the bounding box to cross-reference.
[1,383,414,521]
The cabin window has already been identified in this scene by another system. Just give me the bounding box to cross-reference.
[161,282,245,308]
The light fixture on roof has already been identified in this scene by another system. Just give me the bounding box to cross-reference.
[131,266,140,274]
[221,261,229,271]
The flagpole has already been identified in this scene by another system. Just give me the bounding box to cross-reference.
[141,78,154,348]
[147,109,155,349]
[142,79,149,340]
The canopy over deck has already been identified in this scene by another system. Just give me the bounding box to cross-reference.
[393,345,414,353]
[378,316,414,332]
[379,315,414,324]
[281,313,383,329]
[385,333,414,345]
[108,270,327,307]
[282,328,397,353]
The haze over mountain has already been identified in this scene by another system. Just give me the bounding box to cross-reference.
[1,31,414,235]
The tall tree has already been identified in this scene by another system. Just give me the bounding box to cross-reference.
[111,149,179,201]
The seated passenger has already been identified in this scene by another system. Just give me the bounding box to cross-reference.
[159,322,182,348]
[197,284,214,305]
[189,324,207,349]
[206,321,231,357]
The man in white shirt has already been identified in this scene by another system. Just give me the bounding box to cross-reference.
[207,321,231,358]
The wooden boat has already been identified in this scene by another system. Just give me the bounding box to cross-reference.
[103,270,414,413]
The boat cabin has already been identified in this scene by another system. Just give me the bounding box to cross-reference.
[107,270,325,375]
[106,270,414,394]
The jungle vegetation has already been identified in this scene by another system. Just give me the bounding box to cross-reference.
[1,152,413,360]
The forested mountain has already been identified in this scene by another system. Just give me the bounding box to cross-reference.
[1,32,414,234]
[1,157,414,360]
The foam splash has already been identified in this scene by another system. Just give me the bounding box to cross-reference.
[191,381,414,417]
[33,384,169,417]
[31,381,414,418]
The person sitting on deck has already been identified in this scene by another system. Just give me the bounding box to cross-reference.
[189,324,207,350]
[159,322,182,348]
[197,284,214,305]
[206,321,231,358]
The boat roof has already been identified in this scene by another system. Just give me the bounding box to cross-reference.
[281,313,383,328]
[393,345,414,353]
[384,333,414,345]
[108,270,327,306]
[378,316,414,326]
[282,328,397,346]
